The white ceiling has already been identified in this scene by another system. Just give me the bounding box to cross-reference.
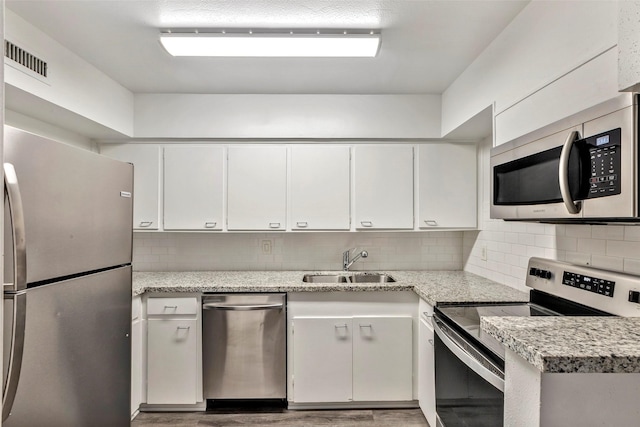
[6,0,528,95]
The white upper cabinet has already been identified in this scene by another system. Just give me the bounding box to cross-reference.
[227,146,287,230]
[418,143,477,229]
[100,144,161,230]
[354,145,414,229]
[290,145,350,230]
[163,146,224,231]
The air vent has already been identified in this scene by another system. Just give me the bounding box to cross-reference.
[5,40,48,78]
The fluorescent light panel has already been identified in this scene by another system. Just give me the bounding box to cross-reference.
[160,32,381,57]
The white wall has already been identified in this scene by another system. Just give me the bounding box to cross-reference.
[132,231,463,272]
[464,136,640,291]
[4,9,134,136]
[5,109,95,151]
[442,0,617,137]
[133,94,441,139]
[618,0,640,92]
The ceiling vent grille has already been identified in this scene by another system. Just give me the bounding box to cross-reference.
[5,40,48,79]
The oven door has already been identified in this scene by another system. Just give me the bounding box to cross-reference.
[433,316,504,427]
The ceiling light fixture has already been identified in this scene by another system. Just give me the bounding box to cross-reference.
[159,30,381,58]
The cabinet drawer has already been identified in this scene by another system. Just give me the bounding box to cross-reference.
[147,297,198,316]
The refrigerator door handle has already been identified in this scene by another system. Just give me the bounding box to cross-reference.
[3,292,27,422]
[4,163,28,292]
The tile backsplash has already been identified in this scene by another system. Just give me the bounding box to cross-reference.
[133,231,464,272]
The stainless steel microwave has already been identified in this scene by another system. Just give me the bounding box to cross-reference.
[490,93,639,222]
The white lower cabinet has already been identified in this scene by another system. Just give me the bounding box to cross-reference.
[292,317,353,403]
[418,299,436,427]
[145,296,200,406]
[291,313,413,404]
[131,296,143,417]
[353,316,413,402]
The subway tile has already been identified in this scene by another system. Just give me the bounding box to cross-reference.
[564,224,592,238]
[564,252,591,265]
[576,238,606,255]
[590,255,624,272]
[592,225,624,240]
[624,226,640,242]
[606,240,640,258]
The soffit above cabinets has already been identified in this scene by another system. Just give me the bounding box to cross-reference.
[6,0,529,95]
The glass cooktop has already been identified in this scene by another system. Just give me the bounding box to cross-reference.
[434,303,561,361]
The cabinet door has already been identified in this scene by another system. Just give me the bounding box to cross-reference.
[101,144,161,230]
[131,296,142,415]
[292,317,353,403]
[290,145,350,230]
[352,316,413,401]
[354,145,414,229]
[419,143,477,228]
[164,146,224,230]
[147,319,197,404]
[419,317,436,427]
[227,146,287,230]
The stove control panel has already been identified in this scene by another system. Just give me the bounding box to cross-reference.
[562,271,615,298]
[529,268,552,280]
[527,257,640,317]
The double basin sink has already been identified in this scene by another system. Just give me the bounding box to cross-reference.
[302,273,396,284]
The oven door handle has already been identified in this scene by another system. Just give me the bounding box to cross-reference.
[559,130,582,215]
[433,316,505,392]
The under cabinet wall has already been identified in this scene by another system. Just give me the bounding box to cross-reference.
[132,231,464,271]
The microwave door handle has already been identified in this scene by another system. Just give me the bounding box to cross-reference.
[559,130,582,215]
[4,163,27,292]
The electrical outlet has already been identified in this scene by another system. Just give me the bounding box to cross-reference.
[261,240,272,254]
[480,245,488,261]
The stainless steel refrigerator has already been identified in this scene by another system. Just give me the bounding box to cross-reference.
[2,126,133,426]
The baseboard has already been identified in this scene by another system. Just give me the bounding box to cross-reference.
[287,400,419,410]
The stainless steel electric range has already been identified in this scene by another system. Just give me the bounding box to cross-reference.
[432,257,640,427]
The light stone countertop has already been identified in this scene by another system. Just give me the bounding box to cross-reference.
[481,316,640,373]
[132,270,529,306]
[133,269,640,374]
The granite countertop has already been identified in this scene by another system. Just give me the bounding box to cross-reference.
[481,316,640,374]
[132,270,529,306]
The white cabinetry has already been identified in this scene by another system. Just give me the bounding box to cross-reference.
[100,144,161,230]
[418,143,476,229]
[131,295,143,417]
[164,145,224,230]
[290,145,350,230]
[291,317,353,403]
[352,316,413,401]
[288,292,417,407]
[292,316,412,403]
[146,296,200,405]
[227,146,287,230]
[418,299,436,427]
[354,145,414,229]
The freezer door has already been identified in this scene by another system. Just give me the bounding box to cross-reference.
[3,266,131,427]
[4,126,133,284]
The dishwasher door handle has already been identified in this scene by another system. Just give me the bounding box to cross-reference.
[202,302,284,311]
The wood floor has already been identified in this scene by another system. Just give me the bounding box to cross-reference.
[132,408,430,427]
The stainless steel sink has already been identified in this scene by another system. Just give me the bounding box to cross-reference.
[302,274,348,283]
[302,273,395,283]
[349,273,396,283]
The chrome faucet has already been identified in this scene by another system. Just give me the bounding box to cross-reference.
[343,248,368,271]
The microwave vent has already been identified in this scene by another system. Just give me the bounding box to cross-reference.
[4,40,48,79]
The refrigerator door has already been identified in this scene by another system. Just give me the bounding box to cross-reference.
[3,266,132,427]
[3,126,133,284]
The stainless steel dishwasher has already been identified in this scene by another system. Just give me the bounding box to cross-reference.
[202,293,286,401]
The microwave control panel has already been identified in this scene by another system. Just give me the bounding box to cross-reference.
[585,128,622,199]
